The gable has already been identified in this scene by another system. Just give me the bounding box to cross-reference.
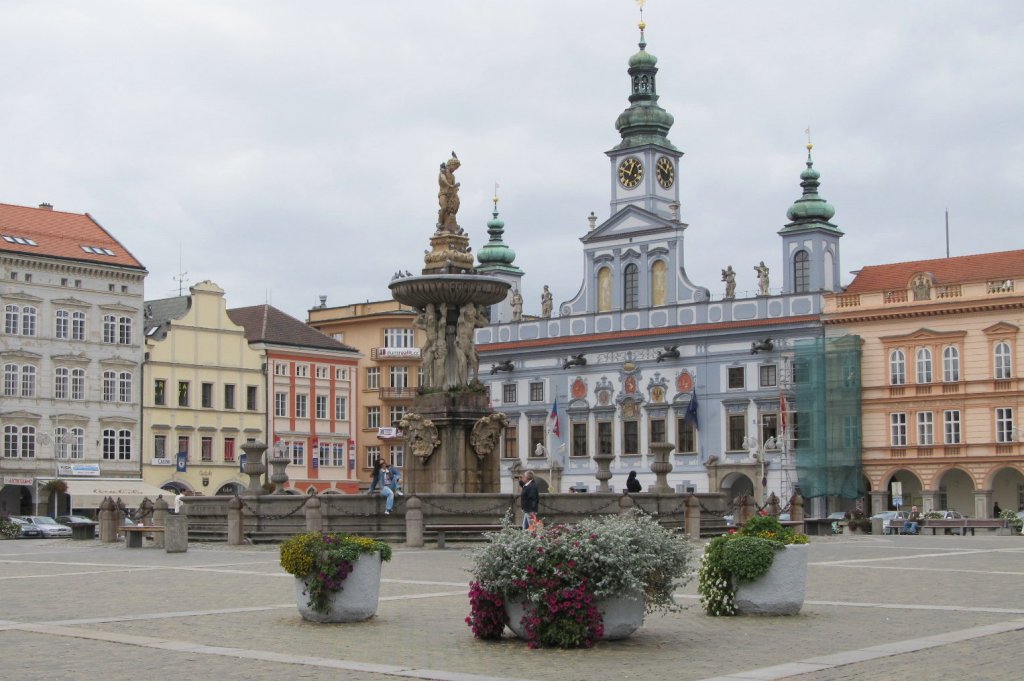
[581,205,682,244]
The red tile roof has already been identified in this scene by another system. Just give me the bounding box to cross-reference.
[0,202,145,270]
[844,249,1024,294]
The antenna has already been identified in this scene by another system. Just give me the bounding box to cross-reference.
[945,209,950,258]
[173,243,189,295]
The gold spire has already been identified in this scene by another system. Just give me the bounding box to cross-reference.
[493,181,500,209]
[637,0,646,31]
[805,125,813,151]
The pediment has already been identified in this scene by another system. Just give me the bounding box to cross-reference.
[581,205,682,244]
[50,353,91,364]
[0,348,42,361]
[52,297,91,308]
[982,322,1019,336]
[0,409,41,419]
[98,302,139,314]
[1,290,43,304]
[881,327,966,343]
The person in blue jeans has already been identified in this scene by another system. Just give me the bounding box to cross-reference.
[381,462,402,515]
[367,457,383,494]
[902,506,921,534]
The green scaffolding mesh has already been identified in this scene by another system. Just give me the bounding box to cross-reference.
[793,335,863,499]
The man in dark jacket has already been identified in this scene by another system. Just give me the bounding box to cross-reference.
[520,470,539,529]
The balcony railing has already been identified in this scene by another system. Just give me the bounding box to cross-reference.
[883,289,908,304]
[379,387,417,400]
[836,294,861,308]
[987,279,1014,294]
[935,284,962,299]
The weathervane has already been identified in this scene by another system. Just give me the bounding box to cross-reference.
[493,181,500,210]
[805,125,813,151]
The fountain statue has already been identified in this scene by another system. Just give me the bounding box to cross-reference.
[390,153,511,493]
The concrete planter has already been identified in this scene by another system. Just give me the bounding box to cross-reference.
[733,543,808,615]
[294,551,382,623]
[505,590,645,641]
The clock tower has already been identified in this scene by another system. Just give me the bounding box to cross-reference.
[607,20,681,219]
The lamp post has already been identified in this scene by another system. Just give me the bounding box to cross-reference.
[742,433,780,502]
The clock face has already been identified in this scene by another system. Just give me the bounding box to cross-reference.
[656,157,675,189]
[618,157,643,189]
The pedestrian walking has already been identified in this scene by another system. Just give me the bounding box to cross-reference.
[519,470,539,530]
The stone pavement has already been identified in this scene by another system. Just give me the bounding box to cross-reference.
[2,533,1023,681]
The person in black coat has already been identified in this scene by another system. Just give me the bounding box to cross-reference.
[626,470,642,493]
[520,470,539,529]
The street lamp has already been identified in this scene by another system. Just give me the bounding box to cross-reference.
[742,433,780,495]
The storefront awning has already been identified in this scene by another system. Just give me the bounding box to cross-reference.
[61,479,172,509]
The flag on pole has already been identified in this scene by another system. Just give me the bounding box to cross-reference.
[684,388,699,428]
[549,399,561,438]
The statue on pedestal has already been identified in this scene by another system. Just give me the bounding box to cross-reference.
[721,266,736,299]
[541,285,553,318]
[511,289,523,322]
[755,261,770,296]
[436,152,462,233]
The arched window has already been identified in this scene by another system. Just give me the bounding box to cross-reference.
[650,260,667,306]
[889,349,906,386]
[597,267,612,312]
[72,311,86,341]
[20,365,35,397]
[102,370,117,402]
[119,371,133,402]
[103,315,117,344]
[793,251,810,293]
[915,348,933,384]
[994,341,1012,379]
[942,346,960,382]
[55,309,70,339]
[3,364,17,396]
[623,263,639,310]
[71,368,85,400]
[55,367,70,399]
[21,306,37,337]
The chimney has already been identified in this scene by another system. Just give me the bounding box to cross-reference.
[39,202,53,210]
[318,295,327,308]
[587,211,597,230]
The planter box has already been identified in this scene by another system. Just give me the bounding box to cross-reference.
[294,551,382,623]
[505,590,645,641]
[733,544,808,615]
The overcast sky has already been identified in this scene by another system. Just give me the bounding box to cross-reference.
[2,1,1022,321]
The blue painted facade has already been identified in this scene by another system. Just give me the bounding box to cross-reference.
[475,24,844,501]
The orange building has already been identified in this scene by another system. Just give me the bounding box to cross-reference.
[227,305,360,494]
[306,299,421,489]
[823,250,1024,517]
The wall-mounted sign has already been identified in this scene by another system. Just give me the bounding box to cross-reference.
[151,458,174,466]
[3,476,34,486]
[376,347,421,359]
[57,463,100,477]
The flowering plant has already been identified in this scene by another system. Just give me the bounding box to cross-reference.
[698,514,808,616]
[467,510,694,648]
[280,531,392,614]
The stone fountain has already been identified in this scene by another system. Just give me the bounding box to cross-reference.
[389,152,511,494]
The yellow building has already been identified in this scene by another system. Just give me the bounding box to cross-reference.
[823,250,1024,517]
[141,281,265,495]
[307,299,421,488]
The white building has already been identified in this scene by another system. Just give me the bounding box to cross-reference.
[0,201,151,515]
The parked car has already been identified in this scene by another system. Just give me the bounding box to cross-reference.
[928,510,965,519]
[57,515,99,538]
[19,515,72,538]
[870,510,909,534]
[10,516,43,538]
[57,514,95,525]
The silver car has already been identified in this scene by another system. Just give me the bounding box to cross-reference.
[19,515,73,538]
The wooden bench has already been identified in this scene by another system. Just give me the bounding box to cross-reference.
[920,518,1009,536]
[425,524,502,549]
[120,525,165,548]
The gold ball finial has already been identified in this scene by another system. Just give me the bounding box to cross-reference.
[639,21,646,30]
[806,143,813,151]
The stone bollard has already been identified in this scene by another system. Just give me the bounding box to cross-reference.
[405,497,424,548]
[227,496,244,545]
[736,495,756,526]
[152,496,168,548]
[767,492,781,517]
[139,497,155,525]
[304,496,323,533]
[618,493,635,515]
[789,493,805,534]
[684,493,701,541]
[164,514,188,553]
[99,497,117,543]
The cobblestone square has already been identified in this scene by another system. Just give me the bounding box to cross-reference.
[2,534,1023,681]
